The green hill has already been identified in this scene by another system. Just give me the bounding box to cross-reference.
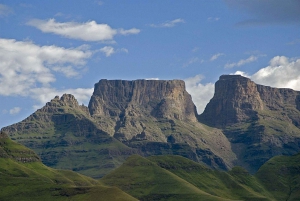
[102,154,300,201]
[0,131,137,201]
[102,154,233,201]
[256,153,300,201]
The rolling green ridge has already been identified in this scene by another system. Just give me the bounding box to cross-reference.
[102,154,300,201]
[1,129,300,201]
[0,131,137,201]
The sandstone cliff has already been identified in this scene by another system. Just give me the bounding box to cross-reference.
[88,79,236,170]
[200,75,300,172]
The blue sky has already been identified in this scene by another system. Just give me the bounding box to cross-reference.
[0,0,300,128]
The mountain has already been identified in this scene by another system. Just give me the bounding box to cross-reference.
[88,79,236,169]
[2,79,237,177]
[0,131,137,201]
[3,76,300,176]
[199,75,300,173]
[2,94,139,178]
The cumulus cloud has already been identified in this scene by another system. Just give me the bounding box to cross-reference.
[27,19,140,42]
[224,0,300,25]
[251,56,300,90]
[9,107,21,115]
[0,38,93,106]
[234,56,300,91]
[225,55,258,68]
[150,18,185,28]
[184,75,215,114]
[210,53,224,61]
[0,4,12,17]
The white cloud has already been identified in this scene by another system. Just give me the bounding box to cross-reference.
[249,56,300,90]
[0,4,12,17]
[0,38,92,107]
[232,71,250,78]
[119,28,140,35]
[210,53,224,61]
[27,19,140,42]
[145,78,159,80]
[225,55,258,68]
[184,75,215,114]
[9,107,21,115]
[52,66,79,77]
[100,46,115,57]
[150,18,185,28]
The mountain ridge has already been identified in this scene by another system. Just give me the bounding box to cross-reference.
[2,75,300,176]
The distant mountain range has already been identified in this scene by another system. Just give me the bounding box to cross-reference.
[2,75,300,178]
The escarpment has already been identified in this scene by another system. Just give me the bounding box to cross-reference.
[89,79,197,122]
[200,75,300,173]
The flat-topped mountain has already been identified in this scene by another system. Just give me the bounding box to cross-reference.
[90,79,197,122]
[200,75,300,172]
[200,74,300,128]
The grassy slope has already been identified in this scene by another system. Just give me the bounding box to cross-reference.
[103,154,300,201]
[6,106,136,178]
[102,155,235,201]
[0,133,137,201]
[149,155,273,201]
[256,153,300,201]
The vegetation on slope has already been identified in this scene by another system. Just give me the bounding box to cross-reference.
[0,131,137,201]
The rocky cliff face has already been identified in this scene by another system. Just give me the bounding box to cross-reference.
[88,79,235,170]
[199,75,264,127]
[89,79,197,122]
[200,75,300,172]
[200,75,300,128]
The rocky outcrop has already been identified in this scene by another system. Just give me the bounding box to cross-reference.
[200,75,300,128]
[89,79,197,122]
[199,75,264,127]
[200,75,300,173]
